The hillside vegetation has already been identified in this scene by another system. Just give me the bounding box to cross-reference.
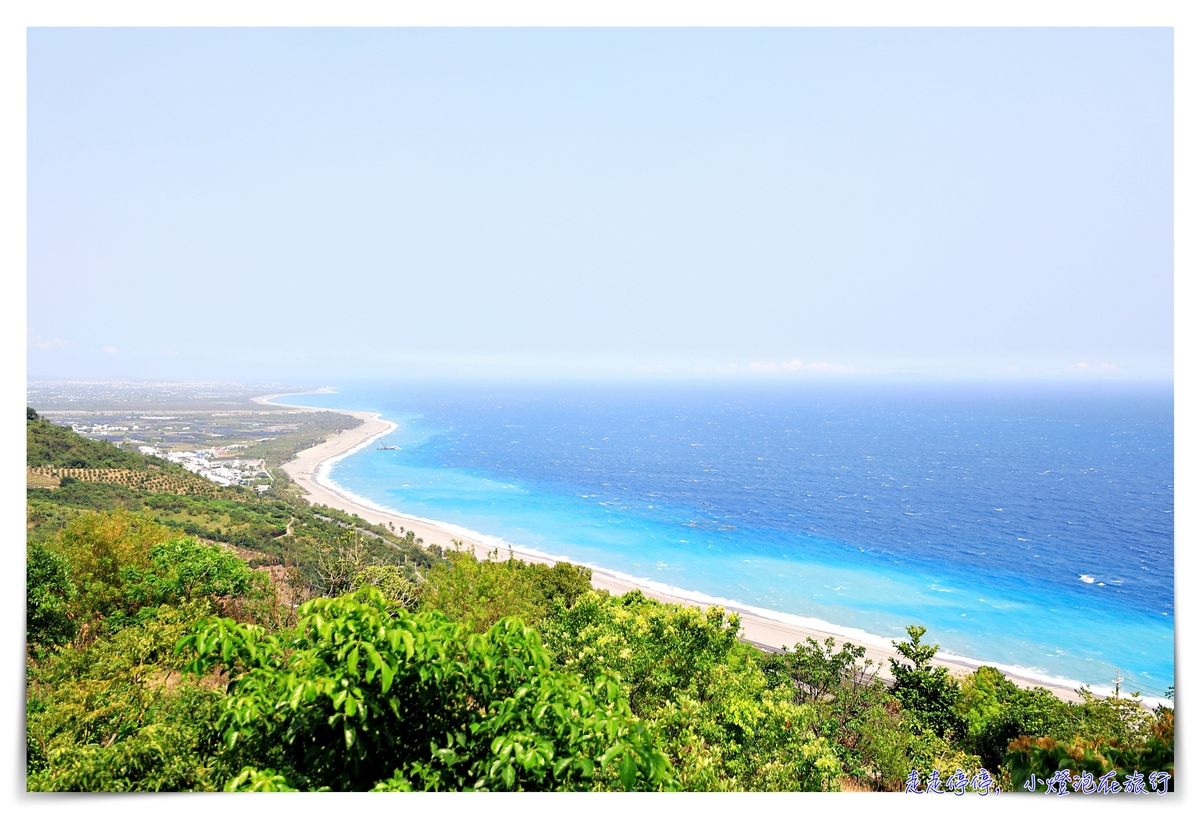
[25,409,1173,792]
[28,408,152,470]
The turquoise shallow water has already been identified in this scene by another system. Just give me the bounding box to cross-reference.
[287,381,1174,699]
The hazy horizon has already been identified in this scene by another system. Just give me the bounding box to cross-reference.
[28,28,1173,383]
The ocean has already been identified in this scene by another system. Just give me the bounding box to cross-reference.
[288,380,1174,700]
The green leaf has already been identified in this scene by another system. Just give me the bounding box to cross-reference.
[618,753,637,788]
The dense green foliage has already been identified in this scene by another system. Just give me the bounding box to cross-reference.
[233,412,362,468]
[540,590,842,791]
[1004,707,1174,792]
[888,626,967,742]
[26,541,77,648]
[26,415,1174,792]
[421,548,594,631]
[182,589,674,791]
[27,604,229,791]
[760,636,963,790]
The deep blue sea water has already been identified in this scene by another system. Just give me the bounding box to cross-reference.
[289,381,1174,698]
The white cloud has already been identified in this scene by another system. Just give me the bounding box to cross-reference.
[28,330,68,350]
[1068,361,1120,374]
[804,362,857,373]
[749,359,857,375]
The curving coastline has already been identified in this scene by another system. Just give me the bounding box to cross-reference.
[257,391,1128,705]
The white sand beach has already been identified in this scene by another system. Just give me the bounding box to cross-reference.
[258,392,1094,703]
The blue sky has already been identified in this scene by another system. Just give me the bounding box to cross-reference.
[26,27,1173,382]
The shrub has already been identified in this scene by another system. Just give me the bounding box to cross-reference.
[27,541,78,649]
[179,587,676,791]
[956,665,1076,769]
[420,547,591,632]
[888,626,965,741]
[542,590,842,791]
[53,510,172,626]
[350,564,420,609]
[27,604,228,792]
[121,536,258,610]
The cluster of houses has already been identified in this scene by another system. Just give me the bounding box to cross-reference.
[138,444,272,491]
[72,422,137,434]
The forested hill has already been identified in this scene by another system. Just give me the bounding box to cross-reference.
[27,408,150,470]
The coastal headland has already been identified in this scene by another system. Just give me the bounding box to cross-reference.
[257,392,1090,703]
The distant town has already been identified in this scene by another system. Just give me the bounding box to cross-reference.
[57,416,279,490]
[136,444,272,491]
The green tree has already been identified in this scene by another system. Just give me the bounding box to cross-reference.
[350,564,420,609]
[761,637,907,788]
[888,625,965,741]
[27,540,78,649]
[122,536,258,609]
[541,590,842,791]
[760,635,982,791]
[529,560,594,610]
[761,636,877,705]
[956,665,1076,770]
[49,510,263,636]
[180,587,676,791]
[420,547,590,632]
[52,510,173,628]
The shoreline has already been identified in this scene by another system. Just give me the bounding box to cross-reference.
[257,391,1137,706]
